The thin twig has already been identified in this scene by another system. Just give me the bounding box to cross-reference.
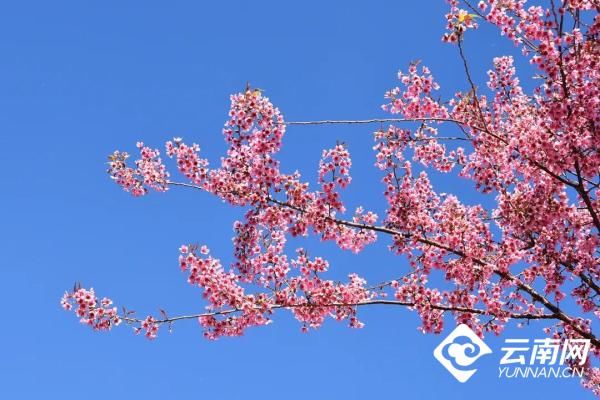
[284,117,483,130]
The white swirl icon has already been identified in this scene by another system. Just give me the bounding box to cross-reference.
[433,324,492,382]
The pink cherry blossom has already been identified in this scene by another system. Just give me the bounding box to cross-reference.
[61,288,121,331]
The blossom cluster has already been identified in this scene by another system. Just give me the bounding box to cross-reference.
[383,63,448,120]
[165,139,209,185]
[442,0,480,43]
[65,0,600,394]
[318,144,352,213]
[61,288,121,331]
[107,142,169,196]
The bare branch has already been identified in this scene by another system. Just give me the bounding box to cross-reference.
[285,117,482,129]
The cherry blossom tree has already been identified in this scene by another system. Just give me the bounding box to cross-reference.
[62,0,599,393]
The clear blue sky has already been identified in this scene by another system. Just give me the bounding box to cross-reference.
[0,1,594,399]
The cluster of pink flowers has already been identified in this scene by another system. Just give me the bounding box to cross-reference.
[65,0,599,394]
[61,288,121,331]
[383,63,448,119]
[318,144,352,213]
[165,139,209,184]
[107,142,169,196]
[289,272,370,331]
[137,316,160,340]
[582,367,600,396]
[442,0,480,43]
[212,90,286,205]
[180,244,275,339]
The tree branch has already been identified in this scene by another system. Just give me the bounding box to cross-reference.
[166,181,599,347]
[284,117,579,188]
[575,160,600,232]
[285,117,482,128]
[118,299,557,326]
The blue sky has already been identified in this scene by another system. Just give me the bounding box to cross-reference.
[0,1,595,399]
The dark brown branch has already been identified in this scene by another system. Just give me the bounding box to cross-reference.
[580,273,600,296]
[268,202,599,347]
[457,37,490,133]
[118,299,557,326]
[166,181,599,347]
[575,160,600,232]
